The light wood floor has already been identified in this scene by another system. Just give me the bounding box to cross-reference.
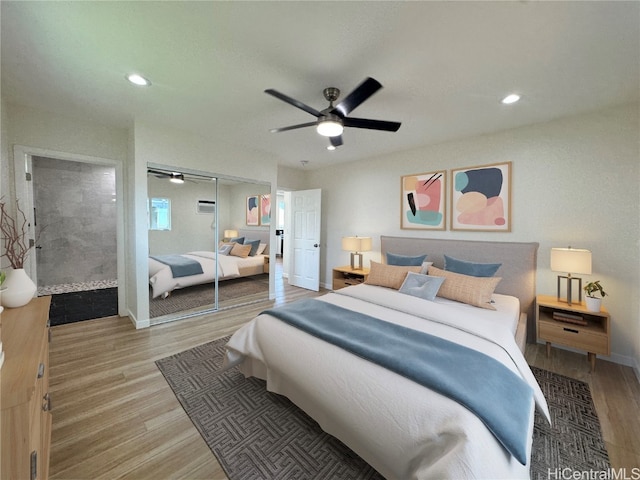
[48,266,640,479]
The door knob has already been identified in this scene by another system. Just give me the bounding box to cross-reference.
[314,243,319,248]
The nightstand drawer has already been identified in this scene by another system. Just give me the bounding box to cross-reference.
[539,321,609,354]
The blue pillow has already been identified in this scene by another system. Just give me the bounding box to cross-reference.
[229,236,245,244]
[444,255,501,277]
[399,272,445,301]
[243,239,261,256]
[387,252,427,266]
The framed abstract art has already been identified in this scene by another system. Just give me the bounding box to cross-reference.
[450,161,511,232]
[401,170,446,230]
[246,195,259,226]
[260,194,271,226]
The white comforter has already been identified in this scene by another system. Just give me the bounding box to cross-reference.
[224,284,550,480]
[148,251,240,298]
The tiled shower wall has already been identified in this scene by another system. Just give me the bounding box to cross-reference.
[33,157,117,288]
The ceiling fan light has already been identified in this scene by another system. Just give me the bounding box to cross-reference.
[317,120,343,137]
[169,172,184,184]
[327,145,336,151]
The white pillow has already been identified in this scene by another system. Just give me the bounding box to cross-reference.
[256,243,267,255]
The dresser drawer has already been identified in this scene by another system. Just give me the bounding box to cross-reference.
[539,321,609,355]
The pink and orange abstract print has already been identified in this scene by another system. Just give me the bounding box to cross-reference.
[401,171,446,230]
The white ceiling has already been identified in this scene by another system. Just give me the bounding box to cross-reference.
[2,1,638,170]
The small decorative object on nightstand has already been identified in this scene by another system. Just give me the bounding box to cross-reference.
[332,265,370,290]
[536,294,610,372]
[583,280,607,313]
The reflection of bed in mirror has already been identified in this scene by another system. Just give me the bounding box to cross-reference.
[148,229,269,299]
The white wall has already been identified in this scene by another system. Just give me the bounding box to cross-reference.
[308,103,640,369]
[148,175,221,255]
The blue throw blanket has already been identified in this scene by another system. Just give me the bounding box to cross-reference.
[262,298,533,465]
[150,254,204,278]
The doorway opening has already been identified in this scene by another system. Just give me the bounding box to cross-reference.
[13,146,125,326]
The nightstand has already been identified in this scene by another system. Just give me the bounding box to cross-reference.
[536,294,610,372]
[332,266,370,290]
[263,255,270,273]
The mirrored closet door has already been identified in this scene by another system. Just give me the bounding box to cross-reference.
[147,166,270,323]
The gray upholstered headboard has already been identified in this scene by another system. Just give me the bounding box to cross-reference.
[237,228,270,255]
[380,236,538,340]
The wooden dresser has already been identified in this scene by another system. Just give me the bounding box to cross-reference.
[1,296,52,480]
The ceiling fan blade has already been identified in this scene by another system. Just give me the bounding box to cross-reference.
[332,77,382,117]
[269,122,317,133]
[343,117,401,132]
[330,135,343,147]
[265,89,322,117]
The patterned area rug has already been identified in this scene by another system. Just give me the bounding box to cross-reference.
[156,337,610,480]
[530,366,610,479]
[150,275,269,318]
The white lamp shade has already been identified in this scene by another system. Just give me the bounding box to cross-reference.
[550,247,592,275]
[342,236,372,253]
[224,229,239,238]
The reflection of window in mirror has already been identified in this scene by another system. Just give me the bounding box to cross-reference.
[149,198,171,230]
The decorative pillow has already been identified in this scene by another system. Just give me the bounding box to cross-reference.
[428,266,501,310]
[229,236,245,244]
[243,239,261,256]
[399,272,445,301]
[230,243,252,258]
[444,255,501,277]
[386,252,427,266]
[256,243,267,255]
[218,244,233,255]
[365,261,422,290]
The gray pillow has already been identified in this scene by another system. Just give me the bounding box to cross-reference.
[229,236,245,244]
[444,255,501,277]
[387,252,427,266]
[398,272,445,301]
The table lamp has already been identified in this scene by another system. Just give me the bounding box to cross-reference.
[550,247,592,306]
[341,236,372,270]
[223,229,238,242]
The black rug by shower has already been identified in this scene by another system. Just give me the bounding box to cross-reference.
[48,288,118,326]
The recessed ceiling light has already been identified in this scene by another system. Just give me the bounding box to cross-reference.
[126,73,151,87]
[501,94,521,104]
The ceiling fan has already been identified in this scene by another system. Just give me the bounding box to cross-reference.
[265,77,401,148]
[147,169,204,184]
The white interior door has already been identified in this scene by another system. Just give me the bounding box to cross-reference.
[289,188,321,291]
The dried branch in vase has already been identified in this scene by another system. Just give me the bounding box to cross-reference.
[0,197,32,269]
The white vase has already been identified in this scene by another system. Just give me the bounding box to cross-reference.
[585,296,602,313]
[0,268,37,308]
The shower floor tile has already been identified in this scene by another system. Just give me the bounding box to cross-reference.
[38,279,117,296]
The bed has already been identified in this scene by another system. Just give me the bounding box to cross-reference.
[148,229,269,298]
[223,237,550,479]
